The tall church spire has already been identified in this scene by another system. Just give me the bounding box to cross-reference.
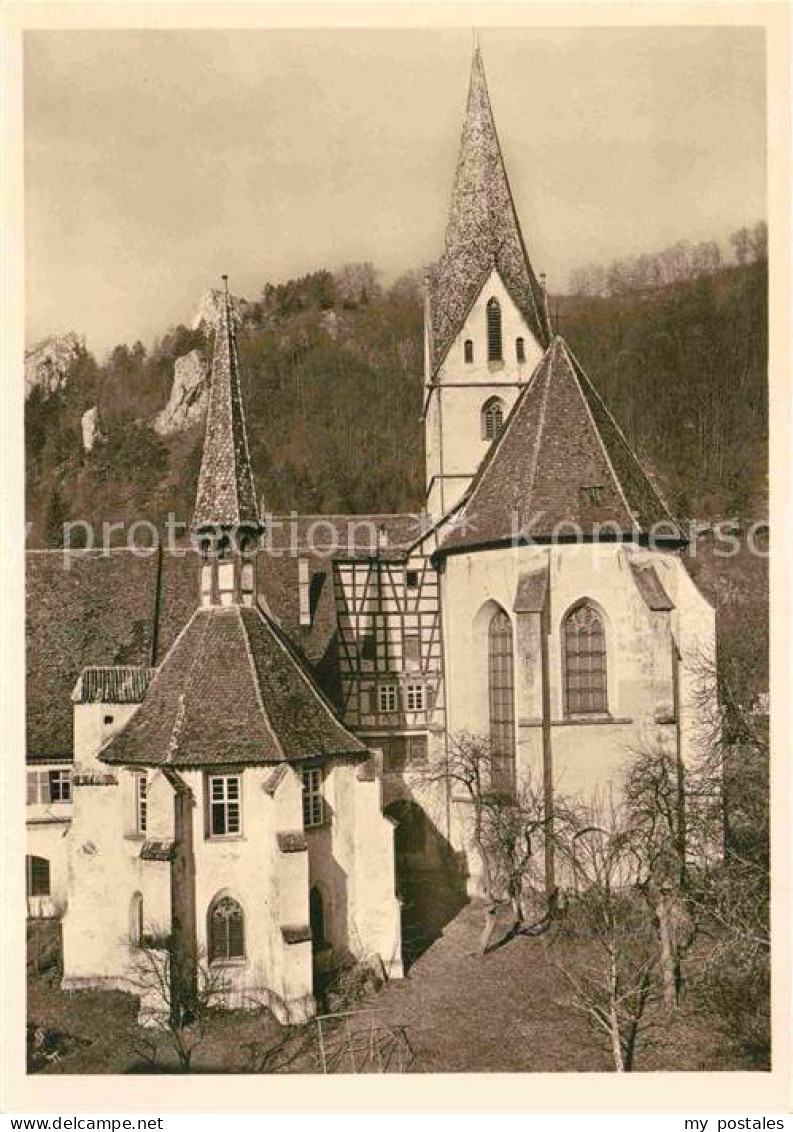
[426,42,552,375]
[192,277,260,535]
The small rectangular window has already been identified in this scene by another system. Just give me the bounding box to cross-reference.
[408,734,429,765]
[404,634,421,671]
[208,774,242,838]
[381,736,407,774]
[302,767,324,828]
[27,772,38,805]
[104,714,114,726]
[361,631,376,660]
[26,855,50,897]
[406,570,419,589]
[406,683,425,711]
[378,684,398,713]
[136,773,148,834]
[48,769,71,804]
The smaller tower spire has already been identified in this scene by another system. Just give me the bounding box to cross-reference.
[192,277,261,608]
[192,277,260,535]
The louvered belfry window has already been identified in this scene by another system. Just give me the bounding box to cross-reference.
[209,895,245,962]
[563,603,608,715]
[488,609,515,792]
[486,298,502,362]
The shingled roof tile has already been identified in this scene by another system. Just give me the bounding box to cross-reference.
[427,46,551,375]
[440,337,680,552]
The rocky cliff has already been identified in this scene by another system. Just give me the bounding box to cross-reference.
[25,332,82,398]
[153,349,208,436]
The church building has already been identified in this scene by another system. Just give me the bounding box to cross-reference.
[25,44,716,1019]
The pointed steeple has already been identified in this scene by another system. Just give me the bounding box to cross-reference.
[426,42,552,375]
[192,277,260,534]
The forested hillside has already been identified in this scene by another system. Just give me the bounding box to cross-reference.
[25,252,767,547]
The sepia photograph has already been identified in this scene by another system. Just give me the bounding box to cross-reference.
[5,3,789,1106]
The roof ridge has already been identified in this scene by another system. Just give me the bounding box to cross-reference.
[563,339,675,523]
[556,337,636,529]
[236,606,286,761]
[243,605,364,754]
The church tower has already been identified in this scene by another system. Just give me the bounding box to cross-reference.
[192,276,261,607]
[424,43,552,519]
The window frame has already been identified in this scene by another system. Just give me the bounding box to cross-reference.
[206,773,243,840]
[464,338,474,364]
[481,397,506,442]
[377,683,399,714]
[516,336,526,363]
[26,855,50,898]
[486,297,503,363]
[302,767,325,829]
[135,772,148,835]
[405,682,425,712]
[208,893,245,965]
[488,608,516,794]
[562,601,609,717]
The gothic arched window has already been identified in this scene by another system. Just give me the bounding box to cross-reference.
[516,336,526,363]
[464,338,474,364]
[488,608,515,792]
[486,298,502,362]
[481,396,506,441]
[208,894,245,963]
[563,602,608,715]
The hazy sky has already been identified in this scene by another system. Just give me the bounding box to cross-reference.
[25,26,766,357]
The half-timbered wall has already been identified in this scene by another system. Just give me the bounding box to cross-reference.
[332,554,445,782]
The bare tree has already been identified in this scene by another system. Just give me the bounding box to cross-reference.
[416,732,557,953]
[551,796,658,1072]
[126,932,230,1072]
[623,742,695,1011]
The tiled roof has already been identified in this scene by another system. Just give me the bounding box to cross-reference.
[440,337,679,552]
[140,839,176,862]
[99,605,365,768]
[71,666,156,704]
[265,512,420,558]
[26,546,343,758]
[192,287,260,531]
[427,46,551,376]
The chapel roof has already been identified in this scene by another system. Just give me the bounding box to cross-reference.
[192,280,260,532]
[440,336,680,553]
[99,604,365,768]
[426,45,552,376]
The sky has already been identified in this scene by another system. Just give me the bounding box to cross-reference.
[24,26,766,358]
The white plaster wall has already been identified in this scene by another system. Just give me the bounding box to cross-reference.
[441,541,716,818]
[26,819,70,917]
[425,269,545,518]
[73,702,140,771]
[185,765,313,1022]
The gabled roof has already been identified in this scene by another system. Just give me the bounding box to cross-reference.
[426,46,552,376]
[192,283,260,531]
[99,604,365,768]
[440,336,680,552]
[72,666,156,704]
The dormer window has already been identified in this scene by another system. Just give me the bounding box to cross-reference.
[486,298,502,362]
[464,339,474,364]
[516,337,526,363]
